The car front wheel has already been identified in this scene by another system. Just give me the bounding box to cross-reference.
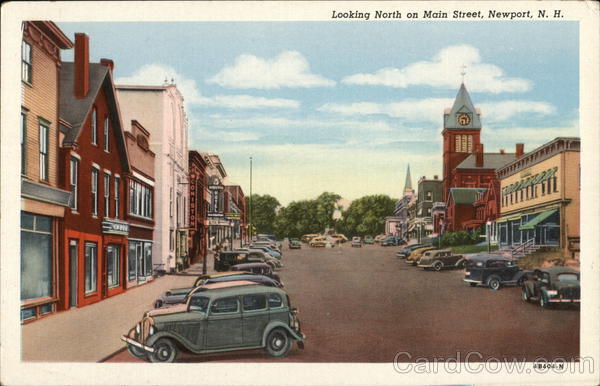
[433,261,443,271]
[487,276,501,291]
[127,344,148,361]
[265,328,292,358]
[149,338,178,363]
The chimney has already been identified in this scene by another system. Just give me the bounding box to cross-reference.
[515,143,524,159]
[499,149,505,154]
[100,58,114,73]
[74,33,89,98]
[476,144,484,168]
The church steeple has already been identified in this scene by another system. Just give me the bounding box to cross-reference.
[443,83,482,130]
[403,164,413,194]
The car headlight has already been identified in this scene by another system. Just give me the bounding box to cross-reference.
[135,323,141,335]
[149,326,155,335]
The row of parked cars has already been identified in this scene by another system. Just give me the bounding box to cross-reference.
[394,243,581,309]
[121,237,305,362]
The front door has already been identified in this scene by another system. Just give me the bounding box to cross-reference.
[241,294,269,346]
[206,296,243,349]
[69,239,78,308]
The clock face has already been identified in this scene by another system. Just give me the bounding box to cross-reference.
[457,113,471,126]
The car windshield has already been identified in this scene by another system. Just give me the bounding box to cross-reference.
[189,295,210,312]
[557,273,579,282]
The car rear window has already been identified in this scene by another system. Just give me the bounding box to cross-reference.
[243,294,267,311]
[268,293,283,308]
[210,297,239,314]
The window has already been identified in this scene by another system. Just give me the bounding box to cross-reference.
[526,186,529,200]
[21,112,27,174]
[189,295,210,312]
[84,242,97,294]
[426,208,431,216]
[104,173,110,217]
[20,213,53,301]
[169,230,174,251]
[107,245,120,287]
[425,191,432,201]
[114,177,120,219]
[455,136,461,152]
[210,297,239,314]
[268,293,283,308]
[467,135,473,153]
[520,189,523,202]
[91,108,97,145]
[243,294,267,311]
[103,116,109,152]
[69,158,79,210]
[22,41,32,83]
[39,122,49,181]
[91,168,98,216]
[129,181,152,218]
[169,188,173,217]
[541,181,546,195]
[553,176,558,193]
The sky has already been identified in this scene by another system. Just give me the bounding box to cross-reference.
[57,21,579,206]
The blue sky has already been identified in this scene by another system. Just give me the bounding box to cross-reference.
[58,21,579,205]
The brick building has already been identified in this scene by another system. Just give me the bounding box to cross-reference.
[224,184,246,245]
[58,33,131,310]
[188,150,210,267]
[20,22,73,322]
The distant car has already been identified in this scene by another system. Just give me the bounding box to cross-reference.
[122,283,305,362]
[248,245,282,259]
[330,234,348,244]
[214,251,281,272]
[309,237,328,247]
[417,249,466,271]
[374,235,387,243]
[396,243,429,259]
[521,267,580,308]
[231,262,281,283]
[351,237,362,248]
[363,236,374,245]
[406,246,438,265]
[288,238,302,249]
[301,234,320,243]
[463,254,529,290]
[382,236,404,246]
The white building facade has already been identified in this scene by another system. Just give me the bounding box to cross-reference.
[116,83,190,272]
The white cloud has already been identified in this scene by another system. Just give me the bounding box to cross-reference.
[190,126,261,143]
[204,116,395,132]
[480,100,555,122]
[207,51,336,89]
[117,63,300,109]
[483,122,579,146]
[342,45,532,93]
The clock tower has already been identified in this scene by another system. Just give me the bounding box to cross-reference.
[442,83,482,201]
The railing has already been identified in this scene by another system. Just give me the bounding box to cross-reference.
[511,238,536,259]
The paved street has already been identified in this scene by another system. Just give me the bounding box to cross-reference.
[107,244,580,363]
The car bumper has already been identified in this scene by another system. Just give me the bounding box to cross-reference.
[463,279,482,284]
[548,298,580,303]
[417,263,433,268]
[121,335,155,353]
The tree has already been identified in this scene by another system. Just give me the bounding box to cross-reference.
[272,192,341,239]
[245,194,280,236]
[338,195,397,237]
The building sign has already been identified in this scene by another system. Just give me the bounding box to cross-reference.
[208,213,224,218]
[225,213,241,220]
[208,218,230,226]
[189,175,197,230]
[102,219,129,235]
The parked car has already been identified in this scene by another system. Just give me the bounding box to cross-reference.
[122,283,305,362]
[351,236,362,247]
[301,234,320,243]
[214,251,281,272]
[236,249,283,269]
[396,243,429,259]
[417,249,466,271]
[309,236,328,247]
[330,234,348,244]
[231,262,281,284]
[463,254,529,290]
[288,238,302,249]
[363,236,374,245]
[382,236,404,246]
[406,246,438,265]
[248,245,282,260]
[521,267,580,308]
[374,234,387,243]
[252,241,282,254]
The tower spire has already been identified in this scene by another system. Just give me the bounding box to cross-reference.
[460,64,467,83]
[404,164,413,193]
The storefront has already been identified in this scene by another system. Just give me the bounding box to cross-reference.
[495,137,579,258]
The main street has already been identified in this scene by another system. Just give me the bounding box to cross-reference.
[107,243,579,363]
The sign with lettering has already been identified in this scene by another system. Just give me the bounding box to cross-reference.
[102,220,129,235]
[225,213,241,220]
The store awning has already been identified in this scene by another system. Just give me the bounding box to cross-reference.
[519,209,557,230]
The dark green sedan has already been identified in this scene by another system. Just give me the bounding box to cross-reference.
[122,282,305,362]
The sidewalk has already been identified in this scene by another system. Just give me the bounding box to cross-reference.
[21,258,214,362]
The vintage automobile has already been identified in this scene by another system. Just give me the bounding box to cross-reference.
[417,249,466,271]
[463,254,529,290]
[363,236,374,245]
[521,267,580,308]
[301,234,320,243]
[396,243,430,259]
[351,236,362,247]
[248,245,282,260]
[382,236,404,247]
[330,234,348,244]
[288,238,302,249]
[238,249,282,269]
[406,246,438,265]
[309,236,328,247]
[251,241,282,254]
[373,234,387,243]
[153,274,283,309]
[122,282,305,362]
[231,262,281,284]
[214,251,281,272]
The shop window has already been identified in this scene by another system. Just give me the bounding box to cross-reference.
[21,307,36,321]
[22,40,32,83]
[128,242,137,282]
[84,242,97,294]
[69,157,79,210]
[128,240,153,281]
[21,212,53,301]
[107,245,120,287]
[40,303,53,315]
[144,242,152,277]
[91,108,97,145]
[39,122,49,181]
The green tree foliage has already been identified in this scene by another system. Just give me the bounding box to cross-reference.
[338,195,397,237]
[245,194,280,236]
[272,192,341,239]
[440,228,483,247]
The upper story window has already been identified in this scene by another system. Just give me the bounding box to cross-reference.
[454,135,472,153]
[104,173,110,217]
[39,121,49,182]
[129,180,152,219]
[103,116,109,152]
[114,176,120,219]
[22,41,32,83]
[91,108,97,145]
[425,191,432,201]
[91,168,99,216]
[69,157,79,210]
[21,112,27,175]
